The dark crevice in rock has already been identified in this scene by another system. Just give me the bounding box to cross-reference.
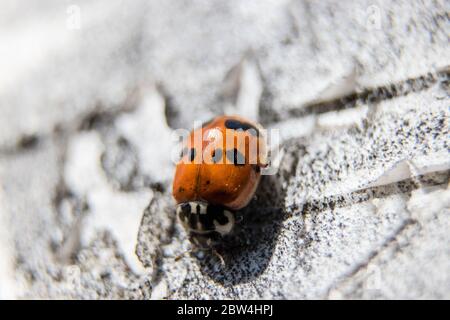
[50,134,89,265]
[257,63,282,126]
[17,134,40,150]
[258,78,281,126]
[287,68,449,119]
[256,67,449,127]
[135,192,177,268]
[100,135,140,192]
[158,84,180,130]
[326,218,419,298]
[78,88,141,132]
[79,109,118,131]
[292,169,449,217]
[0,88,142,156]
[218,60,244,106]
[51,177,89,264]
[0,134,41,155]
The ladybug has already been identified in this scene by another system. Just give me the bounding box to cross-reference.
[172,115,267,254]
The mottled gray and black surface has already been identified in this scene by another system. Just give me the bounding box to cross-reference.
[0,0,448,299]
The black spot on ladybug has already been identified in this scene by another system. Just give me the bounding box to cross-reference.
[189,148,196,161]
[180,147,188,160]
[178,187,185,193]
[206,180,211,185]
[225,119,259,136]
[226,148,245,166]
[212,148,222,163]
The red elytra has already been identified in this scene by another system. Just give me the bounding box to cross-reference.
[172,115,267,210]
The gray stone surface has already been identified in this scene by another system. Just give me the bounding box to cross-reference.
[0,0,448,299]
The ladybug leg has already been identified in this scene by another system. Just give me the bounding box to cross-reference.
[174,248,194,262]
[212,249,225,267]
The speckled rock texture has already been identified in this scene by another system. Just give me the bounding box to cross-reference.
[0,0,448,299]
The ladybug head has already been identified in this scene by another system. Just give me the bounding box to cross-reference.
[176,201,235,249]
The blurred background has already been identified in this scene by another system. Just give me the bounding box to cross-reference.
[0,0,448,299]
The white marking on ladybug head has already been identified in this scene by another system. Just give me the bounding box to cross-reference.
[213,210,235,236]
[186,201,208,215]
[197,203,208,214]
[189,202,197,214]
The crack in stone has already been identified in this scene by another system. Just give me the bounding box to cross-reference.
[321,171,449,298]
[286,169,449,217]
[0,87,142,155]
[287,67,449,119]
[326,217,419,298]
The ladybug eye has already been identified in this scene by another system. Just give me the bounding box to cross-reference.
[212,149,222,163]
[224,119,259,136]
